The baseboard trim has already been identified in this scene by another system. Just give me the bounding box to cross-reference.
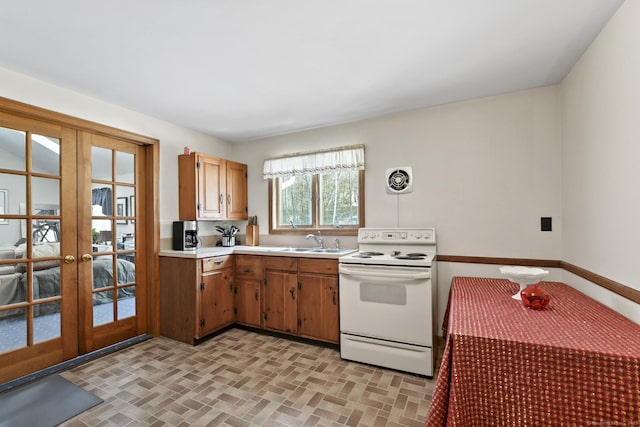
[436,255,561,268]
[561,261,640,304]
[437,255,639,304]
[234,324,340,351]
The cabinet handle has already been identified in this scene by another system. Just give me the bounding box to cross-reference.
[214,259,224,265]
[290,287,296,300]
[227,194,231,205]
[219,194,224,206]
[333,290,337,305]
[243,268,253,273]
[255,289,259,301]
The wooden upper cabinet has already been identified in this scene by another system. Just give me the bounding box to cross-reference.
[178,153,247,221]
[198,155,226,219]
[226,160,248,220]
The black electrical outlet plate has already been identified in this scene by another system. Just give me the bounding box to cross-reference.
[541,217,552,231]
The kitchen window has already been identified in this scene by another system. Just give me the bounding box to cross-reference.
[264,145,364,235]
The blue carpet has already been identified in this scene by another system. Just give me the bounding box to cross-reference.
[0,374,102,427]
[0,297,135,353]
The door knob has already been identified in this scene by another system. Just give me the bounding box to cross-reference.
[63,255,75,264]
[81,253,93,262]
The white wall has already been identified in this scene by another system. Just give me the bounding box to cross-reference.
[232,86,564,328]
[234,86,563,259]
[561,0,639,321]
[0,67,232,241]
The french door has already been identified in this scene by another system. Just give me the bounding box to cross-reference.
[0,112,149,382]
[78,131,147,353]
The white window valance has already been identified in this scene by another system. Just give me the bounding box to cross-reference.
[263,145,365,179]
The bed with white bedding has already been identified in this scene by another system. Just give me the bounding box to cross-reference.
[0,244,135,319]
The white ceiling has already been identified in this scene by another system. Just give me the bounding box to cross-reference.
[0,1,624,142]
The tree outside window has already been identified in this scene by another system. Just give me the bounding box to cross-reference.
[270,169,363,234]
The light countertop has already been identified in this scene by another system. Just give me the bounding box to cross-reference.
[158,245,356,259]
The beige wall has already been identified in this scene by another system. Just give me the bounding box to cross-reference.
[232,86,564,327]
[234,86,563,258]
[561,0,640,321]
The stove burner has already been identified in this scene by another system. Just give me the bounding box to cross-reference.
[359,252,384,256]
[352,254,372,259]
[394,255,426,260]
[406,253,427,257]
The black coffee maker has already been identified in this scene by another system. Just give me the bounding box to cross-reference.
[172,220,200,250]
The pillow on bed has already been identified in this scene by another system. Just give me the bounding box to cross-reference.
[0,248,17,260]
[0,265,16,275]
[30,243,61,258]
[16,243,26,258]
[15,260,60,273]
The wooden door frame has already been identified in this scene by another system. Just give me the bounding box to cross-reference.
[0,97,161,337]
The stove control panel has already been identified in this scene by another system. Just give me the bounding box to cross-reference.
[357,228,436,244]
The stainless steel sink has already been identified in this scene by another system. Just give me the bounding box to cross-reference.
[270,247,355,255]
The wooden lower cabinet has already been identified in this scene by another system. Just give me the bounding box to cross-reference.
[200,266,235,337]
[298,258,340,344]
[263,256,298,334]
[235,255,264,328]
[263,257,339,344]
[160,255,234,344]
[235,279,262,327]
[160,254,339,345]
[298,273,339,343]
[264,270,299,334]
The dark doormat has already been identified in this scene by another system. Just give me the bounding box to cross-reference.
[0,374,102,427]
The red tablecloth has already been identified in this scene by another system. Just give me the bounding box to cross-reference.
[426,277,640,426]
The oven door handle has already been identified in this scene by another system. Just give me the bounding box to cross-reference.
[339,267,430,281]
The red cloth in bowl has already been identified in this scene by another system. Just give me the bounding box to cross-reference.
[521,285,551,310]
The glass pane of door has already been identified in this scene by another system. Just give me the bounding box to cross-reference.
[90,153,138,324]
[80,132,141,352]
[0,121,71,373]
[32,134,60,175]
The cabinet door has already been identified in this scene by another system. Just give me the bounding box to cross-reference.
[198,155,226,219]
[298,273,339,344]
[235,279,261,327]
[215,268,235,327]
[199,268,234,337]
[264,271,298,334]
[226,160,247,220]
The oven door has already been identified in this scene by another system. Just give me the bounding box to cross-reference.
[339,263,432,347]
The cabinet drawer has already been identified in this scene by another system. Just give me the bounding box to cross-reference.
[298,258,338,275]
[202,255,233,272]
[235,255,264,280]
[264,256,298,272]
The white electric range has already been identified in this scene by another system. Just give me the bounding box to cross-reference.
[338,227,437,377]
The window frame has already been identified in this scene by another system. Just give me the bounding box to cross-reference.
[268,170,364,236]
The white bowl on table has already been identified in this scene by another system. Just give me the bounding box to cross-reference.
[499,266,549,300]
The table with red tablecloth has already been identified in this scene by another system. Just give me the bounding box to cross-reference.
[426,277,640,426]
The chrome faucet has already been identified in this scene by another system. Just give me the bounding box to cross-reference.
[306,231,324,248]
